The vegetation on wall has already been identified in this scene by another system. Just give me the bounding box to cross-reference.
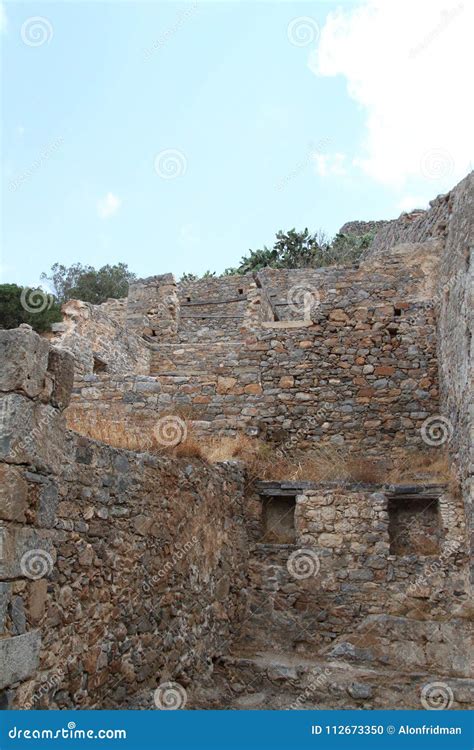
[40,262,136,305]
[0,283,62,333]
[181,227,376,280]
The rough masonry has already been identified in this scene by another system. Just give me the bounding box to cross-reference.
[1,173,472,710]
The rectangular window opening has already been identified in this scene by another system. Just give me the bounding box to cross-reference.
[388,495,441,555]
[262,495,296,544]
[93,356,107,373]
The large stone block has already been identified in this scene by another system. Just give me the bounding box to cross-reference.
[0,464,28,522]
[0,582,11,633]
[0,327,50,398]
[0,631,41,689]
[47,348,74,409]
[0,395,68,471]
[0,525,56,580]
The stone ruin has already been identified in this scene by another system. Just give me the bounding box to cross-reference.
[0,172,472,710]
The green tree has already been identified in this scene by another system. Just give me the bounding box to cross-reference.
[231,227,374,274]
[0,284,62,333]
[233,228,328,273]
[41,262,136,304]
[326,231,376,265]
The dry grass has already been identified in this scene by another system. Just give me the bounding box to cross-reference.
[202,437,386,484]
[387,450,451,483]
[66,409,453,487]
[66,411,155,452]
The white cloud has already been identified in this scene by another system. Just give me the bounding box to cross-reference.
[312,152,348,178]
[97,192,122,219]
[398,194,430,212]
[309,0,473,188]
[398,195,433,211]
[0,3,7,33]
[179,223,200,247]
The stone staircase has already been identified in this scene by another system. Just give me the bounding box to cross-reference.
[191,648,473,710]
[190,613,474,710]
[189,535,473,710]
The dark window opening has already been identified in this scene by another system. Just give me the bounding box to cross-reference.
[262,495,296,544]
[93,356,107,373]
[394,308,402,317]
[238,288,244,295]
[388,496,441,555]
[186,296,191,302]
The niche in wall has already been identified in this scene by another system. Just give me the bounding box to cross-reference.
[388,495,441,555]
[262,495,296,544]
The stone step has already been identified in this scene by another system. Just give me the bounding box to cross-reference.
[323,615,473,678]
[190,650,474,710]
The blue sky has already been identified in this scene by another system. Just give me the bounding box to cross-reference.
[1,1,472,287]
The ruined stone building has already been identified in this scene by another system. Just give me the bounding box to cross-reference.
[1,173,472,710]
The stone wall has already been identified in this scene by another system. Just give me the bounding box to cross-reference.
[366,193,451,258]
[436,172,474,578]
[0,328,248,709]
[51,299,151,376]
[238,481,469,656]
[126,274,179,340]
[66,242,442,458]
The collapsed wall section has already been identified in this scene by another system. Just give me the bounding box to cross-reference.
[365,192,452,258]
[0,328,248,709]
[50,298,151,376]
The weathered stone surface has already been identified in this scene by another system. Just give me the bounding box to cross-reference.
[0,464,28,521]
[47,348,74,409]
[0,631,41,689]
[0,327,49,398]
[0,172,472,712]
